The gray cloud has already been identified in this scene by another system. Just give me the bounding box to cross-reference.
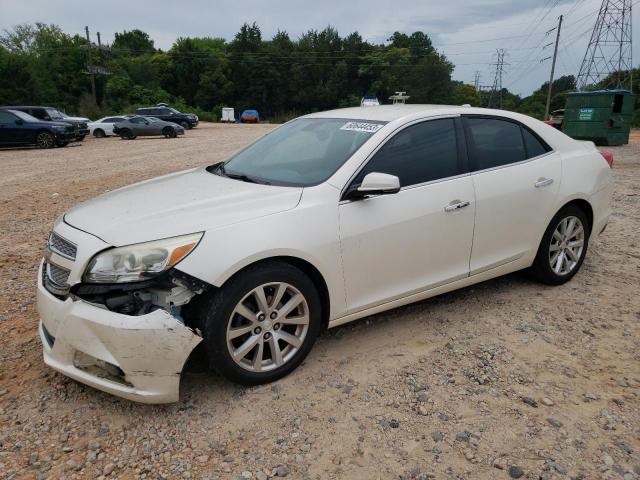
[0,0,636,96]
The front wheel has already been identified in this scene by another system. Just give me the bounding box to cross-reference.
[93,129,105,138]
[36,131,55,149]
[180,121,191,129]
[198,262,322,385]
[530,205,590,285]
[163,127,177,138]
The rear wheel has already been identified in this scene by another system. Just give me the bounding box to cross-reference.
[36,131,55,149]
[93,129,105,138]
[531,205,590,285]
[199,261,322,385]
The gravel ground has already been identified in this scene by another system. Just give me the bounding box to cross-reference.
[0,123,638,480]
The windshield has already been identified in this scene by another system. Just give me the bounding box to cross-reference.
[212,118,386,186]
[10,110,40,122]
[146,116,161,122]
[46,108,65,120]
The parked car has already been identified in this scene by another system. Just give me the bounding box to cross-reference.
[1,106,90,141]
[240,109,259,123]
[544,109,565,130]
[37,105,613,403]
[361,95,380,107]
[0,108,76,148]
[134,105,198,129]
[112,115,185,139]
[88,116,127,137]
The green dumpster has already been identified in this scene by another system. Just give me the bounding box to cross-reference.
[563,89,635,146]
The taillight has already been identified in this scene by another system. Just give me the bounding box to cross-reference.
[600,151,614,168]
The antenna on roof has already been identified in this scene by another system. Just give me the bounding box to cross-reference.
[389,92,410,104]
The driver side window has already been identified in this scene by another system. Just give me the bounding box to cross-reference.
[353,118,460,188]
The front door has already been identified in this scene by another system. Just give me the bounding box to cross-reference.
[339,117,475,313]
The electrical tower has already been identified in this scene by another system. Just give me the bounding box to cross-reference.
[576,0,633,90]
[473,71,481,91]
[487,49,507,109]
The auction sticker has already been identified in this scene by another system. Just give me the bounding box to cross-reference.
[340,121,384,133]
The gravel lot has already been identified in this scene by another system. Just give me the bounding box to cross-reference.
[0,123,638,480]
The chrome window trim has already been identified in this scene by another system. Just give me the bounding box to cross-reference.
[339,114,462,201]
[469,149,556,176]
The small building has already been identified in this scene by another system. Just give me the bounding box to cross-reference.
[563,89,635,146]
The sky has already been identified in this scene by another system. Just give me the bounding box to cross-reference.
[0,0,637,97]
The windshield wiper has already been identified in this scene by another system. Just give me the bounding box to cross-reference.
[215,164,266,184]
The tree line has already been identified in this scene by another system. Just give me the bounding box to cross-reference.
[0,22,637,123]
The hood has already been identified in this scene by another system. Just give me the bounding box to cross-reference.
[64,167,303,246]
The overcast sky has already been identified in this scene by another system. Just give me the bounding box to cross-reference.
[0,0,637,96]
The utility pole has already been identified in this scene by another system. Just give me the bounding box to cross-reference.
[84,26,97,106]
[473,71,481,91]
[545,15,563,120]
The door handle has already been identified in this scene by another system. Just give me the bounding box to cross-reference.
[444,200,471,212]
[535,178,554,188]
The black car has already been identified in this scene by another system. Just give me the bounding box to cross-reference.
[2,106,90,141]
[0,108,76,148]
[134,105,199,129]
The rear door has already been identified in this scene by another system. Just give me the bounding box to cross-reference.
[463,115,561,274]
[339,117,476,312]
[0,111,19,143]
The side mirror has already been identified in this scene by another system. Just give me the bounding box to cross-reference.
[345,172,401,200]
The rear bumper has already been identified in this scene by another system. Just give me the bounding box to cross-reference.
[37,262,202,403]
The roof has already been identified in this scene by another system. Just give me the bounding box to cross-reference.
[568,89,632,96]
[0,105,56,109]
[305,104,469,122]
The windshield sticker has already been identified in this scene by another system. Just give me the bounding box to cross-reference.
[340,122,384,133]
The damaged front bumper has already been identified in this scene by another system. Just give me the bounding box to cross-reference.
[37,261,202,403]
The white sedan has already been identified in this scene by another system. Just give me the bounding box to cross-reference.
[37,105,613,403]
[87,116,127,137]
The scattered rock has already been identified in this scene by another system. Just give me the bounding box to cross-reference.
[431,432,443,442]
[390,419,400,428]
[541,397,554,406]
[547,417,563,428]
[521,396,538,408]
[509,466,525,478]
[103,463,116,476]
[275,465,290,477]
[603,455,614,466]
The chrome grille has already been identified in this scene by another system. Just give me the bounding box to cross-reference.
[48,262,70,285]
[48,232,77,260]
[43,261,71,296]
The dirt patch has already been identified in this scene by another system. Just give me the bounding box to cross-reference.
[0,124,638,479]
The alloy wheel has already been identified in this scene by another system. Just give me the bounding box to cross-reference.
[549,215,585,275]
[36,132,54,148]
[226,282,310,372]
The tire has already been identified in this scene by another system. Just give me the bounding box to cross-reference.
[530,205,590,285]
[36,131,55,149]
[163,127,177,138]
[76,135,86,142]
[180,121,191,130]
[56,141,69,148]
[198,261,322,385]
[119,129,135,140]
[93,129,105,138]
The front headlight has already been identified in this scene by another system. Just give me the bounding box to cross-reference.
[83,233,203,283]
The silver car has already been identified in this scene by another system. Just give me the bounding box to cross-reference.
[113,115,185,140]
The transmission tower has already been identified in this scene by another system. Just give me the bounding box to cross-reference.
[576,0,633,90]
[473,71,481,91]
[487,49,507,109]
